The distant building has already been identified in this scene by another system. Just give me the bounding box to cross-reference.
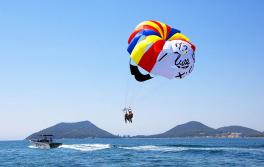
[216,132,242,138]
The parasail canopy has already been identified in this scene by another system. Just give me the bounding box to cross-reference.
[127,20,196,81]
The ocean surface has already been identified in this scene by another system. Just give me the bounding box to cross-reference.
[0,138,264,167]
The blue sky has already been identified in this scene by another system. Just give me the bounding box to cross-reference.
[0,0,264,140]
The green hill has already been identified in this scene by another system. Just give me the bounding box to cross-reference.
[26,120,116,139]
[217,126,264,137]
[149,121,217,138]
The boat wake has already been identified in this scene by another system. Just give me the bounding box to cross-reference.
[29,143,264,153]
[59,144,110,152]
[28,145,38,149]
[120,145,264,153]
[120,145,187,152]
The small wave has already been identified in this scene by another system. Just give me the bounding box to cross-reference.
[59,144,110,152]
[164,144,209,148]
[165,144,264,150]
[188,147,264,152]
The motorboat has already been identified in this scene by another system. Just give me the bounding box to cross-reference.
[29,134,62,149]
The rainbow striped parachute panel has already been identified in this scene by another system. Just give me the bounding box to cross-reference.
[127,20,196,82]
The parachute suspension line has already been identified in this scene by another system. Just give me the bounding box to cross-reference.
[124,59,140,109]
[128,75,137,107]
[124,59,132,108]
[124,74,129,108]
[129,54,154,107]
[133,78,165,105]
[129,41,157,107]
[128,64,151,107]
[129,81,138,107]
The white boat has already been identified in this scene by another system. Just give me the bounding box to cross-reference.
[29,135,62,149]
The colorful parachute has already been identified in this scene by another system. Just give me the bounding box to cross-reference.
[127,20,196,81]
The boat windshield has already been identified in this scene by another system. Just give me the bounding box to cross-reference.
[36,135,53,143]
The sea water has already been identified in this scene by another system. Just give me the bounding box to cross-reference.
[0,138,264,167]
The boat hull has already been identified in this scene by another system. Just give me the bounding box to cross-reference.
[30,141,62,149]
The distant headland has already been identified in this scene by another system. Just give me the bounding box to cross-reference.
[26,120,264,140]
[26,121,116,140]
